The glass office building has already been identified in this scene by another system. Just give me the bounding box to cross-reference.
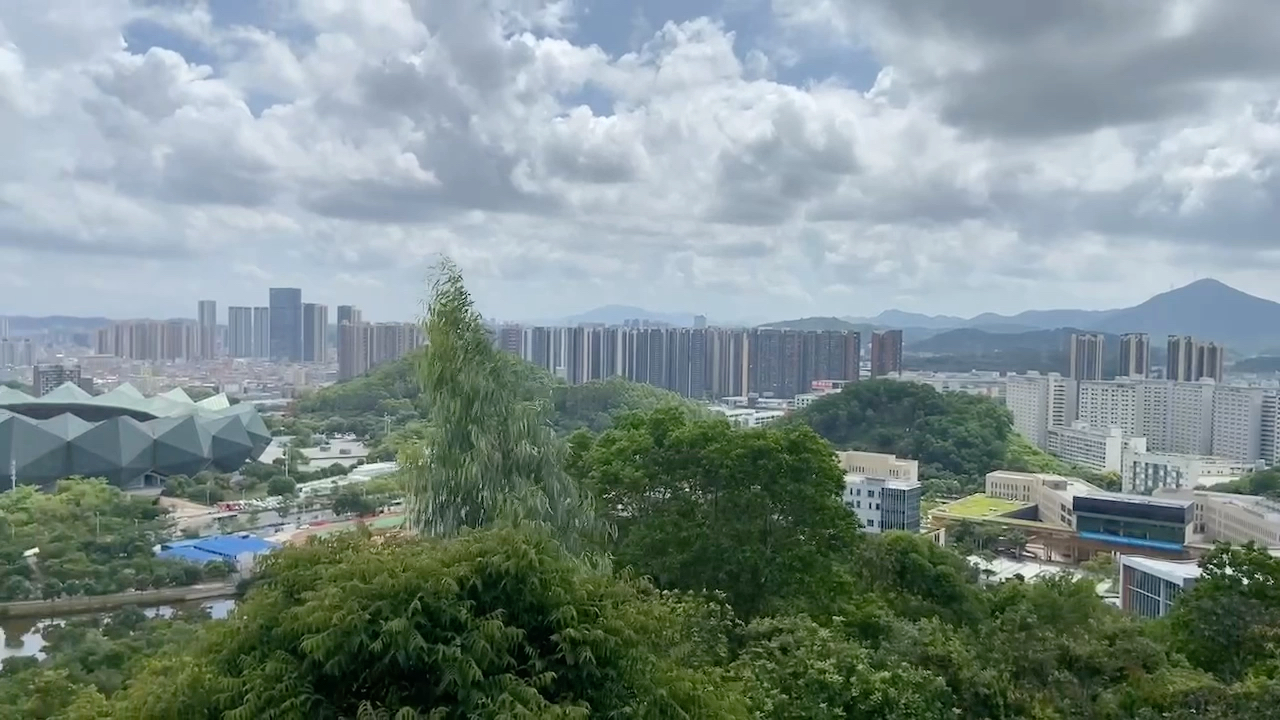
[1074,494,1194,551]
[1120,555,1201,618]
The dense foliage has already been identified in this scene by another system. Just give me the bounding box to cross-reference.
[0,481,221,601]
[0,607,209,720]
[1205,467,1280,499]
[792,380,1011,494]
[568,406,860,621]
[402,259,603,547]
[292,332,690,453]
[107,528,748,719]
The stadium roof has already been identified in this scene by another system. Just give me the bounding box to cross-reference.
[0,382,233,421]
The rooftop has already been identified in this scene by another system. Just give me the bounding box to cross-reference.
[0,382,232,420]
[1121,555,1202,582]
[157,533,279,565]
[933,493,1029,519]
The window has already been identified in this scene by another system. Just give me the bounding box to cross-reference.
[868,490,876,498]
[867,519,875,527]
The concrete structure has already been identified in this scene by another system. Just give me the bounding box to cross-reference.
[227,306,254,359]
[252,306,270,359]
[1121,449,1250,495]
[32,364,87,397]
[1006,372,1076,449]
[338,321,424,381]
[1167,336,1226,383]
[1169,381,1216,455]
[0,338,34,368]
[268,288,303,362]
[839,451,920,534]
[1120,555,1200,618]
[1046,421,1145,473]
[302,303,329,363]
[1264,394,1280,466]
[1156,488,1280,548]
[1211,385,1268,463]
[1118,333,1150,378]
[984,471,1196,553]
[197,300,217,361]
[709,406,786,428]
[869,330,904,379]
[1070,333,1105,381]
[836,450,919,483]
[0,383,270,490]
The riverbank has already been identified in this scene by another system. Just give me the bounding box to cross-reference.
[0,583,238,619]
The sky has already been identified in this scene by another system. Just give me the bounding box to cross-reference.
[4,1,1280,324]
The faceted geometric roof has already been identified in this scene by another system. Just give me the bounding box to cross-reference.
[0,382,234,421]
[0,383,271,491]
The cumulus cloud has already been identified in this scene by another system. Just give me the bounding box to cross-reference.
[1,0,1280,321]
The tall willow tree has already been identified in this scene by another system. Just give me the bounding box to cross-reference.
[403,258,605,548]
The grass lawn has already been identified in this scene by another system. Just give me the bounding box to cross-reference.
[932,493,1027,519]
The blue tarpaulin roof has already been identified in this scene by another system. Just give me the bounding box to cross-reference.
[158,534,279,564]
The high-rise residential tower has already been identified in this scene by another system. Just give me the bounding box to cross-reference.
[227,306,254,359]
[252,307,270,359]
[336,305,361,327]
[869,330,903,379]
[1118,333,1149,378]
[1166,335,1197,382]
[1069,332,1105,381]
[302,303,329,363]
[1197,342,1225,383]
[268,287,303,362]
[196,300,217,360]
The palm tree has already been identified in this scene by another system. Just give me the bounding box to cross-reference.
[402,257,605,550]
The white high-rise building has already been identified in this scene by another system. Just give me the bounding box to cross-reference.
[1046,421,1146,473]
[1078,379,1142,437]
[1262,394,1280,466]
[1006,372,1076,449]
[1211,386,1269,464]
[1168,381,1215,455]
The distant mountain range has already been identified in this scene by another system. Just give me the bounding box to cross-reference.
[782,279,1280,356]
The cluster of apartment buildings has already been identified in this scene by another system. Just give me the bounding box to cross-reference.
[1007,332,1279,495]
[87,295,424,382]
[490,324,904,399]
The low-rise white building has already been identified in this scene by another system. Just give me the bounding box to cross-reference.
[708,406,786,428]
[1121,449,1250,495]
[1046,421,1146,473]
[1156,487,1280,548]
[837,450,921,534]
[1120,555,1201,618]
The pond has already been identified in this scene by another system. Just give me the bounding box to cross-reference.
[0,598,237,660]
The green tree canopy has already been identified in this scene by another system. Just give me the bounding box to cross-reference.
[792,380,1011,492]
[109,528,749,719]
[568,405,861,621]
[402,258,604,548]
[1167,543,1280,682]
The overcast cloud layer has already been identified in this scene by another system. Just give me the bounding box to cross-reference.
[3,0,1280,322]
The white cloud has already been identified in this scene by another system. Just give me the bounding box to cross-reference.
[2,0,1280,322]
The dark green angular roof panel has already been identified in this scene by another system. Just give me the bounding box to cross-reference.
[70,416,153,488]
[10,415,73,486]
[206,414,253,473]
[0,388,270,491]
[224,404,272,456]
[41,413,95,442]
[150,415,214,477]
